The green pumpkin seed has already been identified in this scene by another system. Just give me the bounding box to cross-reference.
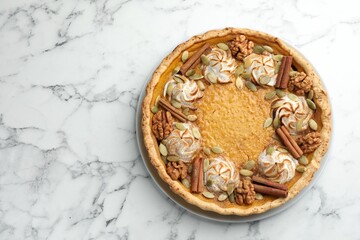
[151,105,158,114]
[171,99,182,109]
[235,77,244,89]
[241,72,251,80]
[166,82,175,96]
[202,191,215,199]
[182,51,189,62]
[172,66,180,75]
[235,65,245,77]
[255,193,264,200]
[273,117,280,129]
[161,155,167,164]
[159,143,168,156]
[296,165,307,173]
[243,160,255,170]
[229,193,235,203]
[299,155,309,165]
[190,73,203,80]
[276,89,286,98]
[217,43,229,51]
[309,119,318,131]
[218,194,228,202]
[277,147,288,153]
[188,164,192,174]
[246,81,257,92]
[187,115,197,122]
[260,76,271,85]
[307,90,314,100]
[227,183,235,195]
[201,54,210,66]
[203,158,209,172]
[173,74,184,83]
[272,54,283,62]
[181,178,191,188]
[240,169,253,177]
[167,155,180,162]
[203,147,212,156]
[265,91,277,100]
[288,93,299,101]
[253,45,265,54]
[271,101,283,109]
[192,127,201,139]
[289,71,298,77]
[275,61,281,73]
[206,179,213,187]
[197,81,206,91]
[182,107,190,116]
[185,69,195,77]
[263,117,273,128]
[207,72,217,84]
[307,99,316,110]
[175,122,186,130]
[263,45,273,53]
[266,146,275,155]
[211,146,223,154]
[296,120,303,132]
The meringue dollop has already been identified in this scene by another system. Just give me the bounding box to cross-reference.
[243,53,277,86]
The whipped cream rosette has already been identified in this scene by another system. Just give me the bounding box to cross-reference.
[162,123,201,163]
[204,156,240,193]
[272,95,313,135]
[202,47,237,83]
[243,53,277,86]
[258,146,298,184]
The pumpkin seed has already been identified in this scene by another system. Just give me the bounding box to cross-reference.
[181,51,189,62]
[275,61,281,73]
[276,89,286,98]
[181,178,191,188]
[263,117,273,128]
[182,107,190,116]
[309,119,318,131]
[151,105,158,114]
[197,81,206,91]
[296,165,307,173]
[253,45,265,54]
[241,72,251,80]
[172,66,180,75]
[265,91,277,100]
[203,158,209,172]
[263,45,273,53]
[188,164,192,173]
[166,82,175,96]
[289,70,298,77]
[307,90,314,100]
[244,57,252,68]
[229,193,235,203]
[296,120,303,132]
[271,101,283,109]
[235,77,244,89]
[243,160,255,170]
[307,99,316,110]
[185,69,195,77]
[266,146,275,155]
[192,127,201,139]
[277,147,288,153]
[171,99,182,109]
[202,191,215,199]
[273,117,280,129]
[260,76,271,85]
[288,93,299,101]
[187,115,197,121]
[207,72,217,84]
[255,193,264,200]
[167,155,180,162]
[173,74,183,83]
[217,43,229,51]
[272,54,283,62]
[299,155,309,165]
[161,155,167,164]
[201,54,210,66]
[246,81,257,92]
[211,146,223,154]
[235,65,244,77]
[175,122,186,130]
[218,194,228,202]
[206,179,213,187]
[190,74,203,80]
[203,147,211,156]
[159,143,168,156]
[227,183,235,195]
[240,169,253,177]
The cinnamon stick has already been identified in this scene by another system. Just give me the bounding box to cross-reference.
[276,127,301,159]
[280,56,293,89]
[253,184,288,198]
[180,43,211,75]
[191,157,204,193]
[252,176,288,191]
[197,157,204,193]
[275,56,287,88]
[280,126,303,156]
[158,98,187,122]
[188,47,212,70]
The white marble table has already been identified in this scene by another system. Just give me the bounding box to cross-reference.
[0,0,359,239]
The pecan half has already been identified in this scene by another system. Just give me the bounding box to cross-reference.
[152,110,173,141]
[228,35,254,61]
[296,132,322,154]
[166,161,188,180]
[288,71,313,96]
[235,178,255,205]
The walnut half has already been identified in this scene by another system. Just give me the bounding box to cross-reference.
[235,178,255,205]
[166,161,188,181]
[228,35,254,61]
[152,110,173,141]
[288,71,313,96]
[296,132,322,154]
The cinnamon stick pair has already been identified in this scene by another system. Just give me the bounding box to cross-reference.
[180,43,211,75]
[276,126,303,159]
[191,157,204,193]
[275,56,293,89]
[158,98,187,122]
[252,176,288,198]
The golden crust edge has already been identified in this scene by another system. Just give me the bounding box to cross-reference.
[141,27,331,216]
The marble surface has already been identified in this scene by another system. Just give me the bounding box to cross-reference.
[0,0,359,239]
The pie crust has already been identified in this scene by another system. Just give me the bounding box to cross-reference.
[142,28,331,216]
